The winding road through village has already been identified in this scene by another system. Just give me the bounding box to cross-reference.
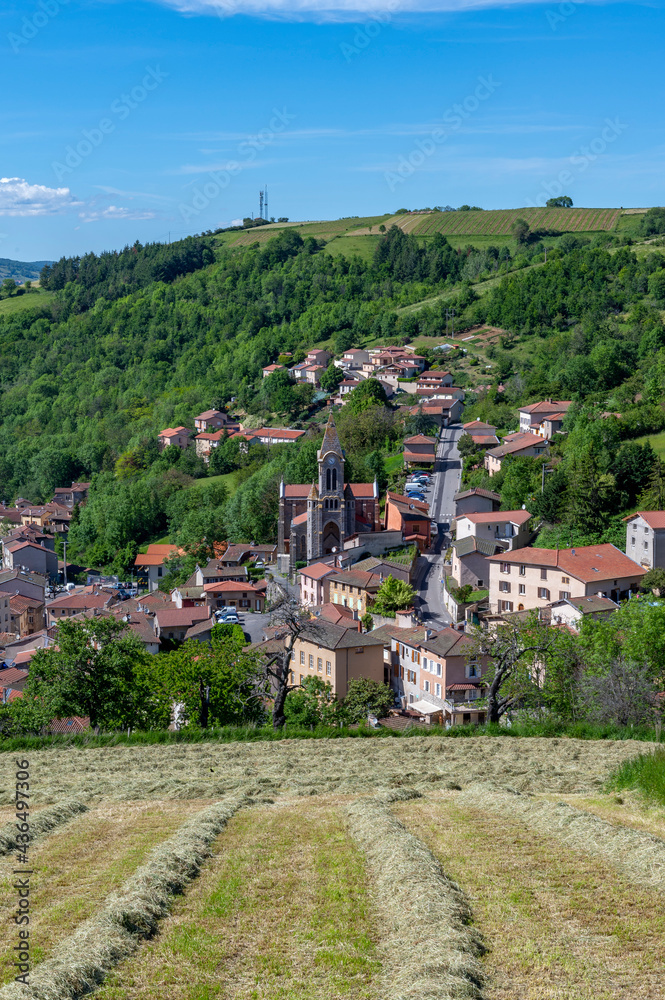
[415,423,464,626]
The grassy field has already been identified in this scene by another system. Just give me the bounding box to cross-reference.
[0,737,661,1000]
[0,288,54,316]
[630,430,665,459]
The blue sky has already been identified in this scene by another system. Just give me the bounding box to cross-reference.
[1,0,663,260]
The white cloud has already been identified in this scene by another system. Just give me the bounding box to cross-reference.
[78,206,157,223]
[0,177,83,217]
[152,0,560,19]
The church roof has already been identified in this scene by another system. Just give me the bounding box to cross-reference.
[319,413,343,459]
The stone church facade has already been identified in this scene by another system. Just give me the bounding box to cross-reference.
[278,414,380,573]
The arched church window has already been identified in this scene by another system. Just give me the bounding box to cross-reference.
[326,468,331,491]
[332,469,337,491]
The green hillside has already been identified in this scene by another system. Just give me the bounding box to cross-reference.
[0,256,53,283]
[1,204,664,576]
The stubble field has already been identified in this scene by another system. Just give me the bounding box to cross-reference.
[1,736,663,1000]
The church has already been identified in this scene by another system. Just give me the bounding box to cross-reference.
[278,414,381,573]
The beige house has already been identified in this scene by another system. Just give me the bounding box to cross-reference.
[134,544,184,592]
[484,433,548,476]
[193,410,239,433]
[487,544,646,613]
[403,434,437,469]
[291,621,387,699]
[325,568,382,615]
[451,536,506,590]
[519,400,572,436]
[624,511,665,570]
[158,426,191,451]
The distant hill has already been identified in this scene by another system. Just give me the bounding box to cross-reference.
[0,257,53,283]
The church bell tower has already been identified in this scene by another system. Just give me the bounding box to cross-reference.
[307,413,346,560]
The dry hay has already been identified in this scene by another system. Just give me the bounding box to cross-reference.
[346,794,486,999]
[0,800,88,856]
[0,737,647,805]
[459,782,665,894]
[0,792,248,1000]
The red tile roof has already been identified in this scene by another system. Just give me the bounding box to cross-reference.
[487,544,646,582]
[203,580,262,593]
[48,592,111,611]
[627,511,665,529]
[0,667,29,684]
[154,607,210,627]
[487,433,548,459]
[299,562,336,581]
[458,510,531,525]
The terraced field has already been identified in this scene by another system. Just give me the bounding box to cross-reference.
[1,736,663,1000]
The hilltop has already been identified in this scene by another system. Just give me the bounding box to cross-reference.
[0,255,53,283]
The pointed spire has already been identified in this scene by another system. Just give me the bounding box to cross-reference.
[319,412,343,459]
[308,481,319,500]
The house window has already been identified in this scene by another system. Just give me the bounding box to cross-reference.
[317,657,323,672]
[477,579,483,587]
[424,680,430,693]
[436,663,442,677]
[559,591,570,600]
[500,600,513,612]
[519,584,525,595]
[290,672,295,684]
[355,647,364,655]
[500,581,511,593]
[157,567,163,577]
[407,669,416,683]
[538,588,550,600]
[519,565,526,576]
[500,562,510,574]
[631,536,636,545]
[540,569,547,580]
[435,683,441,697]
[326,661,332,676]
[561,576,570,584]
[644,542,649,550]
[309,654,314,668]
[300,651,305,664]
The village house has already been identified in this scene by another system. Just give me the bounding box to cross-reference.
[384,492,431,551]
[337,348,370,370]
[153,606,211,641]
[455,510,533,551]
[219,543,276,568]
[289,361,310,382]
[0,593,11,631]
[451,536,506,590]
[291,620,387,699]
[193,409,239,433]
[134,543,185,591]
[158,427,191,451]
[0,569,46,604]
[487,544,646,614]
[350,553,416,584]
[202,580,266,612]
[262,363,285,378]
[3,539,58,580]
[406,400,463,429]
[0,666,29,693]
[246,427,306,446]
[303,364,325,385]
[624,511,665,570]
[453,487,501,518]
[0,505,22,525]
[9,595,45,636]
[484,433,549,476]
[306,348,331,367]
[53,481,91,508]
[519,400,572,436]
[299,562,337,607]
[462,420,500,448]
[188,560,249,587]
[548,595,619,630]
[324,568,382,615]
[195,429,227,462]
[403,434,437,469]
[47,590,117,626]
[417,371,453,389]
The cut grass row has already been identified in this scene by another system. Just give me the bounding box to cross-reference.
[395,793,665,999]
[0,800,212,985]
[95,796,380,1000]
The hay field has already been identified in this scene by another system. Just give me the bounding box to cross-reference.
[1,736,663,1000]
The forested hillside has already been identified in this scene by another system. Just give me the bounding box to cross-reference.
[1,209,665,575]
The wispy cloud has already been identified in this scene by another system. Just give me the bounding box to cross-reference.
[150,0,573,21]
[0,177,83,217]
[78,205,158,223]
[95,185,175,204]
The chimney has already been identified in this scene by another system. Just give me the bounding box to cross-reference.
[571,548,576,556]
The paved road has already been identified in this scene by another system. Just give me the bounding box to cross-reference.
[414,424,464,626]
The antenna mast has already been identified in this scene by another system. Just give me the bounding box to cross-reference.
[264,185,268,220]
[259,189,264,220]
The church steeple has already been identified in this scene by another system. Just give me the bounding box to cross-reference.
[318,412,343,462]
[318,412,344,499]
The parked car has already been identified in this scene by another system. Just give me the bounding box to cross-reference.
[219,613,240,625]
